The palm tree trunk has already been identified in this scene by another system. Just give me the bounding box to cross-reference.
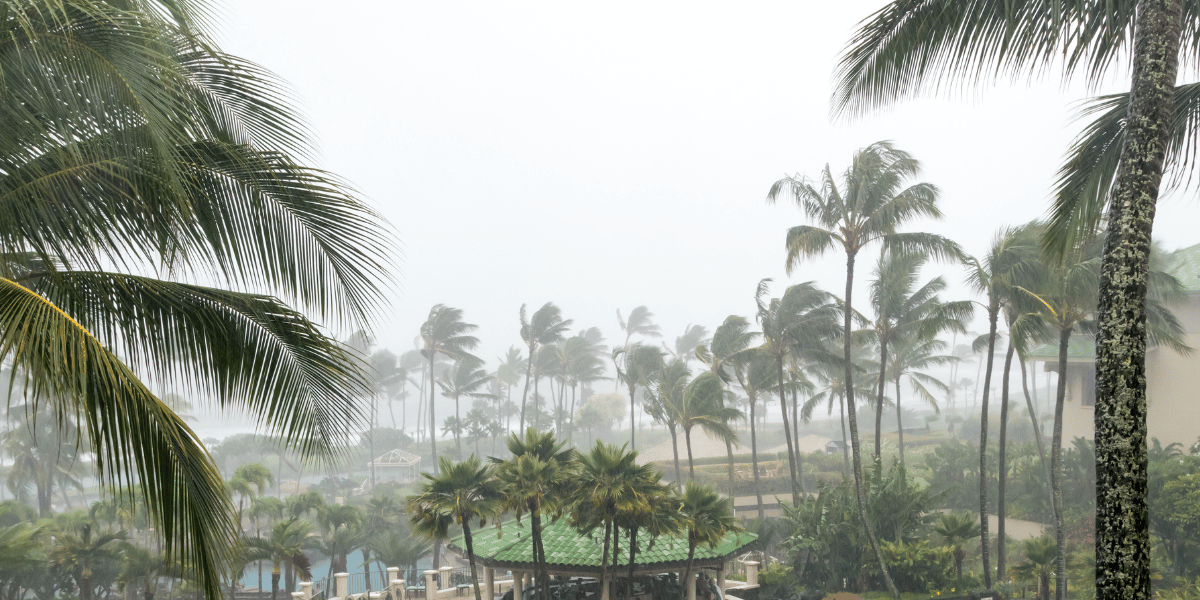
[685,426,695,479]
[875,336,890,460]
[364,548,373,591]
[840,394,849,474]
[792,381,806,494]
[749,397,763,519]
[519,344,535,431]
[842,251,899,599]
[894,377,904,464]
[776,358,800,506]
[271,568,280,600]
[600,518,612,600]
[1019,356,1054,514]
[978,306,999,589]
[680,544,697,600]
[1052,328,1070,600]
[462,521,483,600]
[1094,7,1182,600]
[628,381,638,450]
[998,339,1015,582]
[670,424,683,491]
[627,527,638,592]
[454,394,463,459]
[429,354,439,465]
[726,439,736,499]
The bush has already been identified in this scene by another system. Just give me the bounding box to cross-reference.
[759,563,796,600]
[864,539,953,593]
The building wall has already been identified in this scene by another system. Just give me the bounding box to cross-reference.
[1057,292,1200,448]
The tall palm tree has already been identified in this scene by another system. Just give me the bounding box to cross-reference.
[492,429,576,600]
[570,441,656,600]
[496,347,528,432]
[613,343,665,450]
[664,325,711,368]
[559,331,609,440]
[368,531,432,584]
[964,225,1045,587]
[519,303,573,431]
[884,332,956,464]
[643,359,691,488]
[697,316,760,496]
[617,306,662,351]
[730,348,776,519]
[867,250,972,459]
[678,373,742,479]
[0,3,395,594]
[755,280,841,505]
[230,463,275,530]
[833,5,1190,599]
[408,456,500,600]
[768,142,958,599]
[678,482,739,600]
[437,357,494,460]
[421,305,480,465]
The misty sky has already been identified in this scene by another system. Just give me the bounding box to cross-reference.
[195,1,1200,438]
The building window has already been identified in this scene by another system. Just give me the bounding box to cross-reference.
[1082,366,1096,407]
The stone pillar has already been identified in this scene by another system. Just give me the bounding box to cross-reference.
[300,582,313,600]
[440,566,453,591]
[686,571,696,600]
[388,568,400,585]
[293,592,306,600]
[485,569,495,599]
[600,574,609,600]
[745,562,759,587]
[425,570,438,600]
[718,567,726,593]
[336,573,349,598]
[391,577,405,600]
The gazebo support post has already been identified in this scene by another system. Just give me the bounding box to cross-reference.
[485,569,494,599]
[687,571,696,600]
[718,567,726,594]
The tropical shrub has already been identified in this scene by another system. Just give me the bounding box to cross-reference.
[864,539,953,593]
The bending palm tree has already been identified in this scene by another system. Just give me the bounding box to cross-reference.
[613,343,665,450]
[678,482,739,600]
[0,2,394,595]
[437,357,494,460]
[678,373,742,479]
[696,315,759,497]
[768,142,958,599]
[519,303,573,431]
[408,456,500,600]
[421,306,480,465]
[834,5,1190,599]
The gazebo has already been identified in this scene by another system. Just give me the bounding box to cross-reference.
[446,518,757,600]
[365,449,422,485]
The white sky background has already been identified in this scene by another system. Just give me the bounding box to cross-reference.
[193,1,1200,439]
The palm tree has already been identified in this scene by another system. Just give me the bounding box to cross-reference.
[493,429,576,600]
[408,456,500,600]
[0,3,394,594]
[867,250,972,459]
[934,512,981,593]
[833,6,1189,599]
[697,316,760,496]
[116,544,174,600]
[617,306,663,351]
[368,531,432,584]
[558,331,609,440]
[678,373,742,479]
[231,463,275,529]
[664,325,711,368]
[756,280,841,505]
[643,359,691,488]
[51,521,126,600]
[1013,536,1059,600]
[245,518,316,600]
[519,303,574,431]
[730,348,776,519]
[438,357,494,459]
[570,441,657,600]
[678,482,739,600]
[964,225,1045,587]
[768,142,958,599]
[496,347,528,432]
[421,305,481,465]
[884,332,956,464]
[613,343,665,450]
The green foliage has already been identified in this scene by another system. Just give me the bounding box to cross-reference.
[865,539,953,593]
[759,563,796,600]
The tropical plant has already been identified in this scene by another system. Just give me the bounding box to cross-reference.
[664,325,711,368]
[643,359,692,487]
[617,306,663,351]
[437,357,494,460]
[612,343,665,450]
[245,518,316,600]
[421,305,481,464]
[934,512,981,592]
[368,530,431,584]
[768,141,959,598]
[730,348,776,518]
[1012,536,1058,600]
[833,5,1191,600]
[50,521,126,600]
[519,304,573,431]
[408,455,500,600]
[696,315,760,496]
[0,2,394,594]
[678,481,739,600]
[492,429,576,600]
[677,373,742,479]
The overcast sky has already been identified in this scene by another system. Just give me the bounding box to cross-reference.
[194,1,1200,437]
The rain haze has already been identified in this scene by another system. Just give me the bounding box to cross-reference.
[193,0,1200,437]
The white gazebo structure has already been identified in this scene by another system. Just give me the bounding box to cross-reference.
[365,449,421,486]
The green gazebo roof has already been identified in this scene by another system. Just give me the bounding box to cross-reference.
[446,518,756,573]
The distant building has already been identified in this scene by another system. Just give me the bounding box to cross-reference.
[824,440,845,455]
[1028,242,1200,448]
